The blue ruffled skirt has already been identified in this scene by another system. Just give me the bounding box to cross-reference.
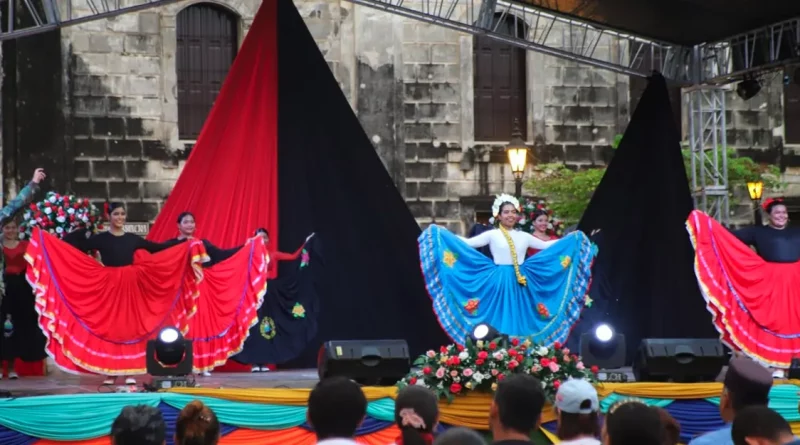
[419,226,596,346]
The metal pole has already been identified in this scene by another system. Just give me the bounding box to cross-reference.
[515,179,523,197]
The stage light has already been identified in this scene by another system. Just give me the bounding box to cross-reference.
[145,326,195,390]
[580,323,626,372]
[470,323,501,342]
[595,324,613,342]
[736,77,761,101]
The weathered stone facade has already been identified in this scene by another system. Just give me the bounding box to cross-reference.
[2,0,796,230]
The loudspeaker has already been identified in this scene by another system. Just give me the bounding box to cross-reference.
[317,339,411,386]
[634,338,728,383]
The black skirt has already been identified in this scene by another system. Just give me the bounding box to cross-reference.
[233,240,320,365]
[0,273,47,362]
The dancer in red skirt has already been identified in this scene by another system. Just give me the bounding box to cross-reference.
[687,198,800,368]
[30,202,206,385]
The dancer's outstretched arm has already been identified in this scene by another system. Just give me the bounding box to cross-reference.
[524,233,559,250]
[457,230,493,248]
[0,168,45,223]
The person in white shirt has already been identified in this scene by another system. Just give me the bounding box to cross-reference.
[553,379,601,445]
[307,376,367,445]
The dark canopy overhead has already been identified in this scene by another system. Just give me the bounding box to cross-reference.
[525,0,800,46]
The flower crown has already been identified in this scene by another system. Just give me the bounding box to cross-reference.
[608,397,645,414]
[492,194,520,218]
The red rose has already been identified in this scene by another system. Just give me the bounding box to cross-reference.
[409,376,418,385]
[571,354,578,361]
[29,204,36,210]
[508,360,519,370]
[551,355,559,363]
[508,349,518,357]
[478,351,489,359]
[475,359,485,365]
[422,367,432,375]
[553,380,561,389]
[497,373,506,381]
[457,344,465,352]
[511,338,520,346]
[489,342,497,350]
[451,357,461,365]
[553,341,562,350]
[97,224,104,230]
[440,346,448,353]
[541,358,551,367]
[519,344,527,351]
[591,365,599,374]
[450,383,462,394]
[83,199,89,205]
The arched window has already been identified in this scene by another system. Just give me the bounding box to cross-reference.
[473,14,528,141]
[176,3,239,140]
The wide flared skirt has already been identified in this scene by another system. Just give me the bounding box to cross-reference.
[687,210,800,368]
[234,242,319,365]
[184,240,269,372]
[419,226,596,346]
[25,228,206,375]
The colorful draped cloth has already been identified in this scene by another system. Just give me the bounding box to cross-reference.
[687,210,800,368]
[419,226,596,346]
[26,228,268,375]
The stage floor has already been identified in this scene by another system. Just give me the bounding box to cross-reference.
[0,369,321,397]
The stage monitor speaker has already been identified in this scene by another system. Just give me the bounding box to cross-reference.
[633,338,728,383]
[317,339,410,386]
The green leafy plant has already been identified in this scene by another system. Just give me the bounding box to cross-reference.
[526,135,783,224]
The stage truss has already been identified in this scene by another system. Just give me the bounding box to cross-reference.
[687,87,729,223]
[4,0,799,220]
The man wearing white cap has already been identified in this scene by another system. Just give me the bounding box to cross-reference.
[554,379,602,445]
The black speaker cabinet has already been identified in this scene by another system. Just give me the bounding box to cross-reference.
[634,338,728,383]
[317,339,410,386]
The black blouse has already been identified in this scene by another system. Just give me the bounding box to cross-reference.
[733,225,800,263]
[64,229,178,267]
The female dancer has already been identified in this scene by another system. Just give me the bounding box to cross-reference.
[235,227,316,372]
[34,202,201,385]
[419,194,596,346]
[164,212,265,376]
[687,198,800,367]
[527,209,560,257]
[0,167,47,378]
[0,218,46,379]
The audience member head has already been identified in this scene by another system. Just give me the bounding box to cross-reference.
[732,406,795,445]
[307,376,368,440]
[719,358,773,422]
[601,400,662,445]
[554,379,600,441]
[111,405,166,445]
[394,386,440,445]
[174,400,220,445]
[433,427,486,445]
[654,408,680,445]
[489,374,546,440]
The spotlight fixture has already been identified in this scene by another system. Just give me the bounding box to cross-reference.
[145,326,195,390]
[736,76,761,101]
[470,323,502,343]
[580,323,627,373]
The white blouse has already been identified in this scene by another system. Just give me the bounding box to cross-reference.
[458,229,558,265]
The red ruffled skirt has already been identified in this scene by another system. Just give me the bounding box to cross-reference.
[174,240,267,373]
[26,229,268,375]
[687,210,800,368]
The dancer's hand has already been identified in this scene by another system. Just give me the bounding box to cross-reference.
[305,232,315,242]
[590,228,601,236]
[32,168,46,184]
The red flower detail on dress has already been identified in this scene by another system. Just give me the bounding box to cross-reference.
[464,299,479,315]
[537,303,551,319]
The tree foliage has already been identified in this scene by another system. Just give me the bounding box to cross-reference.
[526,139,783,224]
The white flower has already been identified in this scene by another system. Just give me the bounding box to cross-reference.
[23,213,30,221]
[491,194,520,218]
[19,233,26,240]
[67,208,75,215]
[453,376,461,382]
[56,216,66,223]
[518,218,527,224]
[547,223,553,229]
[541,381,547,388]
[44,207,52,215]
[458,351,469,360]
[426,350,436,358]
[415,378,426,386]
[48,195,57,203]
[493,352,504,361]
[488,217,495,224]
[56,227,64,234]
[537,346,549,356]
[472,372,484,383]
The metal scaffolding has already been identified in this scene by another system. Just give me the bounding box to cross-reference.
[687,87,729,223]
[0,0,183,41]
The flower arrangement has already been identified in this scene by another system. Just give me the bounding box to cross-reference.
[517,198,565,237]
[20,192,104,240]
[397,338,598,402]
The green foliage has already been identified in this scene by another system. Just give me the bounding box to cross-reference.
[526,135,784,224]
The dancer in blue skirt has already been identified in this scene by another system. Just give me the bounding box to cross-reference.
[419,194,596,346]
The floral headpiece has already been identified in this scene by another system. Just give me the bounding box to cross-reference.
[608,397,644,414]
[492,194,520,218]
[762,197,784,212]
